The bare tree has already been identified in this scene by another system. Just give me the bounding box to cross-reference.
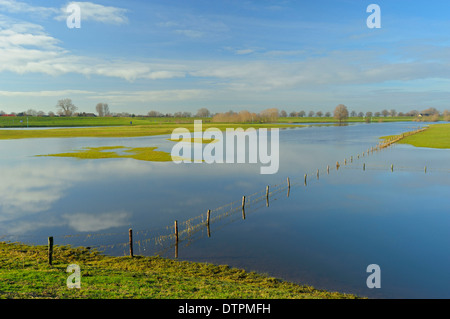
[260,108,279,122]
[381,109,389,117]
[366,111,373,118]
[56,98,77,117]
[316,111,323,117]
[421,107,440,116]
[444,110,450,121]
[196,108,211,118]
[334,104,349,123]
[298,110,305,117]
[280,110,287,117]
[26,109,38,116]
[96,103,110,117]
[390,109,397,117]
[148,110,162,117]
[325,112,331,117]
[308,111,315,117]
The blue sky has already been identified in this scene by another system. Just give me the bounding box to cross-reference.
[1,0,450,115]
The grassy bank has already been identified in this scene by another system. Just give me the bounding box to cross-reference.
[382,124,450,149]
[0,116,209,128]
[0,122,300,140]
[0,115,439,130]
[396,123,450,149]
[0,242,359,299]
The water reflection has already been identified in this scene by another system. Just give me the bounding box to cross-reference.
[0,122,449,298]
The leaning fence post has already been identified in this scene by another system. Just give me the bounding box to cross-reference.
[207,209,211,226]
[129,228,133,258]
[48,236,53,266]
[287,177,290,188]
[174,220,179,243]
[242,196,246,209]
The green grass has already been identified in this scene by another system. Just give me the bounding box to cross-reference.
[0,115,431,130]
[0,116,208,128]
[0,242,360,299]
[0,122,301,140]
[36,146,180,162]
[383,124,450,149]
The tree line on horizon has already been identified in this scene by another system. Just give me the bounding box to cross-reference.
[1,98,449,122]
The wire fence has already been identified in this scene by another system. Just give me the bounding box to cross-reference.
[2,125,448,260]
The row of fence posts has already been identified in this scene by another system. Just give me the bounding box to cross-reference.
[46,165,428,263]
[45,128,429,263]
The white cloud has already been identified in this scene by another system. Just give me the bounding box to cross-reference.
[235,49,255,55]
[0,0,57,16]
[174,29,205,38]
[63,211,131,232]
[0,89,94,97]
[55,1,129,25]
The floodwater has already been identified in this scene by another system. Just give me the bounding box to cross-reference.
[0,121,449,298]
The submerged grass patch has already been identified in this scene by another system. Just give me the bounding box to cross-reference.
[37,146,179,162]
[0,242,361,299]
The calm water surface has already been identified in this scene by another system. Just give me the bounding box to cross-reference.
[0,122,449,298]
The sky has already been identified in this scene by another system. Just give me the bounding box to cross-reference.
[0,0,450,115]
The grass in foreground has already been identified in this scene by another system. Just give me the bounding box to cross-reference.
[0,242,360,299]
[382,124,450,149]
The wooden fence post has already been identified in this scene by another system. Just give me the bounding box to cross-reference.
[48,236,53,266]
[129,228,133,258]
[174,220,179,243]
